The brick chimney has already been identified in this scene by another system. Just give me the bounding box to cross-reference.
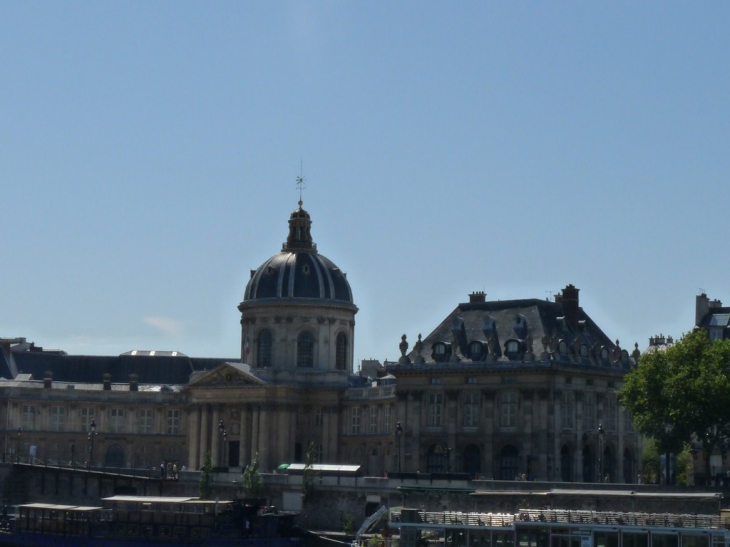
[696,293,710,327]
[561,284,580,329]
[129,373,138,392]
[43,371,52,389]
[469,291,486,303]
[103,373,112,391]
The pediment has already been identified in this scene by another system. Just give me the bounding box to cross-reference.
[187,362,267,388]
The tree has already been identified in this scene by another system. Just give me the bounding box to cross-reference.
[199,451,213,499]
[618,329,730,483]
[302,442,317,502]
[242,452,263,499]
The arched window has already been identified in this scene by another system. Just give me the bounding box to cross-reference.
[257,329,272,368]
[499,445,519,480]
[297,331,314,368]
[427,444,446,473]
[336,332,348,370]
[104,444,125,468]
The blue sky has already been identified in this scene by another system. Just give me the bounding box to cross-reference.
[2,2,728,366]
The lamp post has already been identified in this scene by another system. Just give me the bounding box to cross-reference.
[87,419,96,469]
[395,422,403,473]
[598,423,605,483]
[218,420,226,468]
[15,427,20,463]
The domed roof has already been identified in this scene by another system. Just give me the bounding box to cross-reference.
[243,201,354,304]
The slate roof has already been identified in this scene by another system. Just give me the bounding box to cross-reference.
[395,294,632,370]
[8,352,236,385]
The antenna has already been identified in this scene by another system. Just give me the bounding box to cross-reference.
[296,159,306,204]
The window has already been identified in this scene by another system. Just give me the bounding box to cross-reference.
[580,344,590,357]
[604,395,617,431]
[466,377,478,384]
[433,343,448,363]
[336,333,348,370]
[167,410,180,435]
[314,407,323,427]
[80,408,94,433]
[350,407,361,434]
[256,329,272,367]
[110,408,125,433]
[369,406,378,434]
[297,331,315,368]
[506,340,520,353]
[584,395,596,429]
[469,342,485,360]
[711,329,723,341]
[501,392,518,428]
[383,406,392,434]
[138,409,153,434]
[430,378,441,385]
[427,394,443,426]
[462,392,480,427]
[315,444,323,463]
[21,405,36,431]
[50,406,66,432]
[623,408,634,432]
[561,393,574,429]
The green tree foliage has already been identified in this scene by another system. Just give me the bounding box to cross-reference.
[641,438,692,485]
[199,451,213,499]
[242,452,263,499]
[302,442,317,502]
[619,329,730,480]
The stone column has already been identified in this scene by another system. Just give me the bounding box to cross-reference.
[258,407,268,471]
[199,405,209,470]
[250,406,260,463]
[188,406,200,470]
[211,407,220,466]
[239,406,250,467]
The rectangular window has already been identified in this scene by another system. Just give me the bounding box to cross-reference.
[21,406,36,431]
[462,393,480,427]
[584,395,596,430]
[166,409,180,435]
[314,407,323,427]
[50,406,66,432]
[430,378,442,385]
[138,409,153,434]
[80,407,94,433]
[383,406,392,434]
[369,406,378,434]
[623,408,634,432]
[561,393,574,429]
[465,377,478,384]
[110,408,125,433]
[351,407,361,434]
[427,394,443,426]
[501,392,518,428]
[315,444,324,463]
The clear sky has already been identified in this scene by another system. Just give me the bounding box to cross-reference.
[2,2,728,367]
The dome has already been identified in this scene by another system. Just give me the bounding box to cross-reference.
[243,201,354,304]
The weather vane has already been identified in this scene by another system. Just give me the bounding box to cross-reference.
[296,160,306,204]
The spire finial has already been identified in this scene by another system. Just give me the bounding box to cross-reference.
[296,159,306,205]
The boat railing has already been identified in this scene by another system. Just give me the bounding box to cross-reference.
[391,509,722,530]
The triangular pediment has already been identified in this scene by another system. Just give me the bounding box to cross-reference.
[187,362,267,388]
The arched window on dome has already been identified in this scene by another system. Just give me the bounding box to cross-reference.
[297,331,315,368]
[336,333,348,370]
[257,329,272,368]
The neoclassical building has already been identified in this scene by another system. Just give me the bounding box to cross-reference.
[0,200,641,482]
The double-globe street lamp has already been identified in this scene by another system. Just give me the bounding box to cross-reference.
[218,420,227,468]
[87,419,97,469]
[598,423,605,483]
[395,422,403,473]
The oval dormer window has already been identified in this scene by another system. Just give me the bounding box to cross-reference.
[469,341,485,361]
[580,344,589,358]
[433,343,449,363]
[558,341,568,355]
[600,347,609,361]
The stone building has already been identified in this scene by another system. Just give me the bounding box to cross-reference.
[0,201,641,483]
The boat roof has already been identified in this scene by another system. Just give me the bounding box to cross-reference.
[19,503,102,511]
[102,495,232,505]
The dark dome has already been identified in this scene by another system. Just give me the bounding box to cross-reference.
[243,201,353,304]
[244,251,353,303]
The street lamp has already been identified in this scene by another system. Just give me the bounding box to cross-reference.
[598,423,605,483]
[395,422,403,473]
[87,419,97,469]
[218,420,226,468]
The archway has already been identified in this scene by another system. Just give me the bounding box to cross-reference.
[603,446,615,483]
[499,445,519,480]
[560,444,573,482]
[426,443,446,473]
[623,447,634,484]
[463,444,481,477]
[582,445,595,482]
[105,444,125,468]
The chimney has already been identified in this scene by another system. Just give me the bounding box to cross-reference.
[129,373,139,392]
[103,373,112,391]
[43,370,52,389]
[561,284,580,329]
[469,291,486,303]
[696,293,710,327]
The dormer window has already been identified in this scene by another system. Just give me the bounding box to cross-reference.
[432,343,450,363]
[620,349,629,366]
[504,339,522,360]
[600,347,609,361]
[580,344,589,358]
[558,340,568,355]
[469,341,485,361]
